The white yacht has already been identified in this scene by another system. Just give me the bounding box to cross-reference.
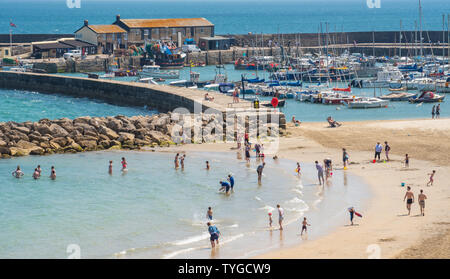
[140,65,179,79]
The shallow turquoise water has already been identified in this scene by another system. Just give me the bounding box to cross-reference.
[0,89,155,123]
[0,151,369,258]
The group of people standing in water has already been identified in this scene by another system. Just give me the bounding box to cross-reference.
[12,165,56,180]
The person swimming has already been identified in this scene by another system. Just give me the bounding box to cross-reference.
[12,166,24,178]
[36,165,42,176]
[50,166,56,180]
[108,160,113,175]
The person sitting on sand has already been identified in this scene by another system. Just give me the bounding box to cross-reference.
[204,92,214,102]
[427,170,436,186]
[12,166,24,178]
[327,116,342,128]
[301,217,311,235]
[291,115,301,126]
[403,186,414,215]
[418,190,427,216]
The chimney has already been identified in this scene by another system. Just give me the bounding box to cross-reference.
[116,15,121,22]
[84,20,88,26]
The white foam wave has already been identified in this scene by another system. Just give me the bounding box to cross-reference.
[259,205,275,213]
[170,233,210,246]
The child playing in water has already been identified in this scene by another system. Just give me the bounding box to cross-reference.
[206,207,213,220]
[121,157,127,171]
[174,153,179,169]
[301,217,311,235]
[427,170,436,186]
[50,166,56,180]
[268,212,273,227]
[296,162,301,175]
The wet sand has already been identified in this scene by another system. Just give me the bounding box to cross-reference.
[162,118,450,259]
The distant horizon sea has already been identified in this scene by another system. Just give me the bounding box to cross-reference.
[0,0,449,35]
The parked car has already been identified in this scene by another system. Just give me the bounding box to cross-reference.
[63,50,82,59]
[181,44,201,53]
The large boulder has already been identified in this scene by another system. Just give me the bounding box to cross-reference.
[49,124,69,137]
[78,140,97,150]
[35,123,52,135]
[13,126,30,135]
[118,132,135,142]
[106,118,123,131]
[98,126,119,140]
[73,116,92,125]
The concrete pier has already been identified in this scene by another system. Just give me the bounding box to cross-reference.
[0,71,286,129]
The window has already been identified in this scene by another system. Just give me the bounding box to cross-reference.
[5,50,9,56]
[112,33,115,40]
[144,29,149,36]
[124,33,128,41]
[200,28,204,33]
[155,29,159,35]
[172,28,176,35]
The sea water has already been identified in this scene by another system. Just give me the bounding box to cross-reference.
[0,89,155,123]
[0,150,369,258]
[1,0,448,34]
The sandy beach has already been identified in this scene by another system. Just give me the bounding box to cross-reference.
[166,118,450,259]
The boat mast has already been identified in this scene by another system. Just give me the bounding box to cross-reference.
[399,20,402,58]
[419,0,423,57]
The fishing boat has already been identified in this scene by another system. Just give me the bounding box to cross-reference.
[139,65,179,79]
[379,92,417,101]
[409,91,445,103]
[145,42,186,69]
[348,97,389,109]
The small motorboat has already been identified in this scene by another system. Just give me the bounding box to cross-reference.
[409,91,445,103]
[379,92,417,101]
[348,97,389,109]
[140,65,179,79]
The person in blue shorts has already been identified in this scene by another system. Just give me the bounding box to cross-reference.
[206,207,213,220]
[219,180,231,194]
[228,174,235,191]
[207,222,220,248]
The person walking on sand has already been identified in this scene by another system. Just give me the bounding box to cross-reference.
[257,162,265,183]
[404,154,409,168]
[432,105,436,119]
[301,217,311,235]
[348,207,355,225]
[436,104,441,119]
[384,141,391,161]
[108,160,113,175]
[343,148,349,168]
[277,204,284,230]
[315,161,325,185]
[403,186,414,215]
[427,170,436,186]
[174,153,179,169]
[207,222,220,248]
[418,190,427,216]
[374,142,383,161]
[206,207,213,220]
